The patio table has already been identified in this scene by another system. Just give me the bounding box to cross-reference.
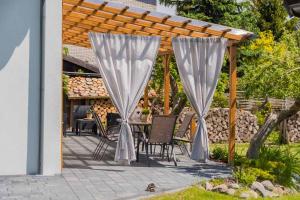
[75,118,96,136]
[128,121,151,162]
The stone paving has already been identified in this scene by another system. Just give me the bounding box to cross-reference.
[0,135,231,200]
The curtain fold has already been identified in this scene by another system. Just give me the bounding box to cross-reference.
[172,37,227,162]
[89,33,161,163]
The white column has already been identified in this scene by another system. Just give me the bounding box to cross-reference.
[40,0,62,175]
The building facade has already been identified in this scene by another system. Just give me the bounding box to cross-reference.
[0,0,62,175]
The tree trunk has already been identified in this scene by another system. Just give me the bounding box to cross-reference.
[246,98,300,159]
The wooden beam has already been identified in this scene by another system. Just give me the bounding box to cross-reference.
[163,54,171,114]
[228,45,237,165]
[143,85,149,108]
[190,117,196,140]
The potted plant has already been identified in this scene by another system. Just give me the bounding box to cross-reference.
[86,109,93,119]
[140,108,150,122]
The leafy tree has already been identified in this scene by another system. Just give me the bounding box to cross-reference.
[240,31,300,158]
[251,0,299,39]
[160,0,260,33]
[241,31,300,99]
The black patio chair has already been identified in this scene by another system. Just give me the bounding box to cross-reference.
[173,112,195,157]
[107,113,121,127]
[92,110,120,161]
[144,115,178,166]
[72,105,91,131]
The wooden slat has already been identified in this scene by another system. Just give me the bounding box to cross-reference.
[62,0,252,53]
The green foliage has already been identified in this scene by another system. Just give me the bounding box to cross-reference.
[234,167,260,186]
[266,130,281,145]
[63,47,69,56]
[254,102,272,126]
[211,147,228,162]
[233,145,300,187]
[77,69,84,73]
[212,73,229,108]
[62,74,69,95]
[210,178,225,186]
[256,146,300,186]
[142,108,150,115]
[149,185,300,200]
[240,31,300,99]
[252,0,299,39]
[211,93,229,108]
[211,144,300,186]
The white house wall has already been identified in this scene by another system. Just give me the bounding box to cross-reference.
[0,0,62,175]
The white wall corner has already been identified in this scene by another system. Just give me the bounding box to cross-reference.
[40,0,62,175]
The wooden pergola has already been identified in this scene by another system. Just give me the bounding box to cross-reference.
[62,0,254,164]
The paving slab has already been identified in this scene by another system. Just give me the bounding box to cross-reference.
[0,135,231,200]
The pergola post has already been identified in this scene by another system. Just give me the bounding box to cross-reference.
[143,85,149,108]
[228,44,237,165]
[163,54,171,115]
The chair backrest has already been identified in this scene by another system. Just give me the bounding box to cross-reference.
[92,110,107,137]
[149,115,177,144]
[175,112,195,138]
[107,113,121,127]
[73,105,91,118]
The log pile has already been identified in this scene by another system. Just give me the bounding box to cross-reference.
[67,77,109,98]
[180,108,259,143]
[92,99,150,123]
[92,99,117,123]
[206,108,259,143]
[287,112,300,142]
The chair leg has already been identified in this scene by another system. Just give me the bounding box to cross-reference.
[171,143,177,166]
[99,142,110,161]
[183,143,191,158]
[145,143,150,167]
[95,142,106,160]
[93,139,104,157]
[162,144,166,159]
[167,145,170,162]
[146,143,150,167]
[94,139,106,159]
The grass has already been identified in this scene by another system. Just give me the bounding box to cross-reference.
[148,186,300,200]
[210,143,300,158]
[148,143,300,200]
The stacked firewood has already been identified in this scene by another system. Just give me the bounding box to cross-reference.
[92,99,150,123]
[92,99,117,122]
[206,108,259,143]
[287,112,300,142]
[180,108,259,143]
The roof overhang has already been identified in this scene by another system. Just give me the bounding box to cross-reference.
[63,54,99,73]
[63,0,254,54]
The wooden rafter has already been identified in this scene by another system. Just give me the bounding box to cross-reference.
[62,0,253,54]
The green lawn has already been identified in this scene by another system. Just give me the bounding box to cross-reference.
[210,143,300,157]
[148,186,300,200]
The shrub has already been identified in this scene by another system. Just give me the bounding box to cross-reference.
[210,178,225,186]
[234,167,275,186]
[266,130,280,145]
[234,167,257,186]
[238,146,300,187]
[211,147,228,162]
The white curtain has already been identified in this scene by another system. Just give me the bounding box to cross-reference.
[172,37,227,162]
[89,33,161,163]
